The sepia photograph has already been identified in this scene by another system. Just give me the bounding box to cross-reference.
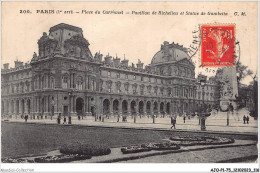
[0,1,259,172]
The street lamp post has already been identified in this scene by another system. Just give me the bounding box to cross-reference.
[200,79,206,131]
[68,91,72,124]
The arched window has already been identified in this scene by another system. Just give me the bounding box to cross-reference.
[12,85,14,93]
[50,77,55,88]
[76,76,83,90]
[43,75,48,88]
[20,83,24,93]
[76,47,81,58]
[62,75,68,89]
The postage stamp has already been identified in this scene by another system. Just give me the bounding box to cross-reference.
[201,25,235,67]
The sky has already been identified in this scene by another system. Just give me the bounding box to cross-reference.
[1,1,258,84]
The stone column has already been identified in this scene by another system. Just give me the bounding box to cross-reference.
[134,100,138,123]
[85,96,89,116]
[73,96,76,113]
[3,100,7,115]
[163,102,166,117]
[70,95,73,114]
[136,99,139,119]
[127,99,131,117]
[100,97,104,122]
[19,99,22,114]
[24,98,28,114]
[151,101,155,123]
[118,99,122,122]
[9,100,12,116]
[110,98,113,117]
[14,100,17,116]
[143,100,147,117]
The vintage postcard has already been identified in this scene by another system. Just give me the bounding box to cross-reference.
[0,1,259,173]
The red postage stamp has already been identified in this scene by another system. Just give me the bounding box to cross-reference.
[201,25,235,67]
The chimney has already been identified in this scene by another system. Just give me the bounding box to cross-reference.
[3,63,9,70]
[113,57,120,67]
[161,41,170,56]
[121,59,129,67]
[104,55,112,65]
[14,60,23,68]
[136,59,144,69]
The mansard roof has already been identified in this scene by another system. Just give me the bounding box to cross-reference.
[151,41,190,65]
[49,23,83,33]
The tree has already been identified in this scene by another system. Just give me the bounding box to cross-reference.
[236,61,249,85]
[247,69,258,118]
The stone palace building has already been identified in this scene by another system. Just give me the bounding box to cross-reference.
[1,23,217,119]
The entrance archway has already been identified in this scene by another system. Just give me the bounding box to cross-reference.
[113,99,119,114]
[160,102,164,114]
[1,101,4,115]
[146,101,151,115]
[16,100,19,115]
[130,100,136,115]
[122,100,128,115]
[27,99,31,114]
[11,100,14,114]
[91,106,95,116]
[166,102,170,114]
[103,99,110,115]
[76,97,84,116]
[184,102,188,113]
[139,101,144,114]
[6,101,9,115]
[153,102,158,114]
[41,98,44,114]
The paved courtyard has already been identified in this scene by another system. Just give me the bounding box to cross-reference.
[3,111,258,134]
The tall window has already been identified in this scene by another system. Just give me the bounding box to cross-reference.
[133,75,136,80]
[140,85,144,95]
[76,76,83,90]
[62,76,68,89]
[21,83,24,93]
[167,88,171,97]
[116,82,121,93]
[117,72,120,78]
[132,84,137,94]
[154,86,158,96]
[108,71,111,77]
[124,83,129,94]
[50,77,55,88]
[107,81,112,93]
[147,85,152,94]
[43,75,48,88]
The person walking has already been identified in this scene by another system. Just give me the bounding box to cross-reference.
[57,116,61,124]
[68,116,72,124]
[63,116,67,124]
[246,116,249,124]
[183,114,186,123]
[171,115,176,129]
[25,115,28,122]
[243,115,246,124]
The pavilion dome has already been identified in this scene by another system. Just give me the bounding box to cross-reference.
[151,41,190,65]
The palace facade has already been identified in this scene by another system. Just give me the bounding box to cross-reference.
[1,23,217,119]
